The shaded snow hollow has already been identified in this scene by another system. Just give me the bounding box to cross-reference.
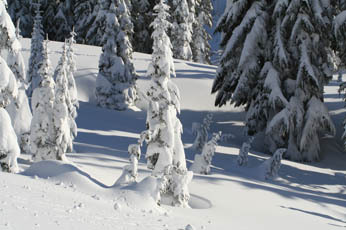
[0,38,345,230]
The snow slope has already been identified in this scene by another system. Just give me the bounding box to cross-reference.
[1,39,346,230]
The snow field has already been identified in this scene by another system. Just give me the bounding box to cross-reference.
[0,38,345,230]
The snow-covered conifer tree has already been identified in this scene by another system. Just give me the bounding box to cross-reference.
[143,0,192,207]
[27,2,45,96]
[114,144,141,186]
[263,1,335,161]
[115,0,138,107]
[6,86,32,154]
[53,43,72,161]
[334,2,346,150]
[86,0,109,46]
[74,0,97,44]
[7,0,33,38]
[65,30,78,147]
[262,148,286,180]
[237,136,254,166]
[190,132,221,175]
[53,2,70,42]
[95,3,135,110]
[41,1,57,40]
[191,0,212,64]
[213,0,335,161]
[0,56,20,173]
[0,0,27,86]
[0,0,31,154]
[191,113,212,152]
[131,0,154,53]
[116,0,134,40]
[30,40,57,161]
[170,0,193,61]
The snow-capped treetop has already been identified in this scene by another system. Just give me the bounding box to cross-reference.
[28,2,45,96]
[116,0,133,37]
[66,29,78,108]
[0,0,20,52]
[147,1,175,80]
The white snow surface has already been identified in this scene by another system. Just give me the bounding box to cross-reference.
[1,39,346,230]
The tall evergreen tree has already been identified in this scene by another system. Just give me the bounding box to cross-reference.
[53,43,73,160]
[52,2,71,41]
[191,0,213,64]
[95,3,134,110]
[143,0,192,207]
[115,0,138,107]
[170,0,193,61]
[42,0,58,40]
[27,2,45,97]
[0,0,20,173]
[334,1,346,150]
[213,0,335,161]
[86,0,109,46]
[131,0,157,53]
[8,0,33,38]
[74,0,96,44]
[30,40,57,161]
[0,0,32,155]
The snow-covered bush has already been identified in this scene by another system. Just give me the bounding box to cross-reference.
[262,148,286,180]
[143,0,192,207]
[190,132,221,175]
[191,113,213,153]
[30,41,57,161]
[237,136,254,166]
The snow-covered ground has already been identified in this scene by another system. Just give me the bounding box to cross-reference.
[1,39,346,230]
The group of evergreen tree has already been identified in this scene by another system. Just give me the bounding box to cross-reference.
[7,0,214,64]
[0,0,78,172]
[212,0,344,161]
[30,27,78,161]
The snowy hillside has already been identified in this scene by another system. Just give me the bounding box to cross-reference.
[1,39,346,230]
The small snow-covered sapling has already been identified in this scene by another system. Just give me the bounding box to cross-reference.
[128,144,141,181]
[190,132,222,175]
[114,144,141,186]
[192,113,213,152]
[264,148,286,180]
[237,136,254,166]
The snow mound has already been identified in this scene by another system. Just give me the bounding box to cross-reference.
[22,160,105,193]
[188,194,212,209]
